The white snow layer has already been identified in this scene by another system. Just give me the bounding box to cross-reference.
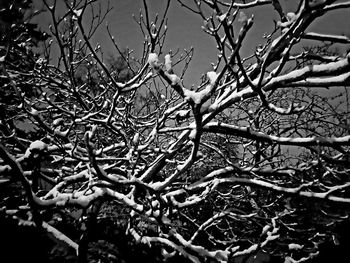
[207,71,218,85]
[24,140,47,157]
[164,54,172,72]
[148,53,159,69]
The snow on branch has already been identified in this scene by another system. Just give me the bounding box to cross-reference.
[191,177,350,204]
[42,221,79,255]
[218,0,272,8]
[262,52,350,89]
[203,122,350,147]
[302,32,350,44]
[129,228,202,263]
[324,1,350,11]
[286,72,350,87]
[3,0,350,262]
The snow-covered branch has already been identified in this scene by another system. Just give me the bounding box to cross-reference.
[203,122,350,147]
[302,32,350,44]
[2,0,350,262]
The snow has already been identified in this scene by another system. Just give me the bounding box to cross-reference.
[176,109,190,118]
[24,140,48,158]
[266,234,279,241]
[0,165,11,173]
[303,32,350,43]
[54,127,69,137]
[132,132,140,145]
[286,12,296,22]
[233,244,258,256]
[184,89,199,103]
[0,178,10,184]
[217,13,227,22]
[200,99,212,113]
[29,140,47,151]
[151,23,157,39]
[177,163,186,171]
[73,8,83,20]
[151,199,160,208]
[167,73,180,85]
[171,232,229,262]
[207,71,218,85]
[73,9,82,18]
[42,222,78,255]
[271,35,283,47]
[164,54,172,72]
[265,54,350,87]
[148,53,159,69]
[145,209,152,217]
[184,85,211,104]
[261,225,271,235]
[36,58,46,64]
[152,209,160,217]
[53,117,64,126]
[277,12,297,30]
[288,243,303,250]
[30,108,39,116]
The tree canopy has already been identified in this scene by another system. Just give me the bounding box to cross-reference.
[1,1,350,262]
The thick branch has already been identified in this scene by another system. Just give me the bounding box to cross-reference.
[203,122,350,147]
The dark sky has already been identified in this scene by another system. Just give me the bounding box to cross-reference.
[33,0,350,86]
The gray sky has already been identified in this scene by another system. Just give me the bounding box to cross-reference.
[34,0,350,86]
